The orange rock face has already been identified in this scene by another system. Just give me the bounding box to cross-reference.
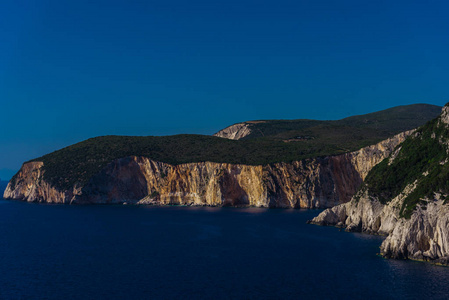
[4,131,411,207]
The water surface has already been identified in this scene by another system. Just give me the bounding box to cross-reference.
[0,181,447,299]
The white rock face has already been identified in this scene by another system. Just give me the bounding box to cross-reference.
[309,105,449,264]
[381,200,449,264]
[213,123,252,140]
[439,104,449,125]
[348,130,414,180]
[310,180,449,264]
[309,187,404,235]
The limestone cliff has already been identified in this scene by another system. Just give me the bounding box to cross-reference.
[309,187,449,265]
[3,162,82,203]
[381,199,449,264]
[4,131,410,206]
[309,104,449,264]
[213,123,253,140]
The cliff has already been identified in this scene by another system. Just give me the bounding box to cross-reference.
[213,122,253,140]
[3,131,410,206]
[309,104,449,264]
[309,188,449,265]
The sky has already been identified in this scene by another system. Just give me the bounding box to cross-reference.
[1,0,448,179]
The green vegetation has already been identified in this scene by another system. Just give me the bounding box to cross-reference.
[29,104,441,191]
[230,104,441,141]
[365,114,449,218]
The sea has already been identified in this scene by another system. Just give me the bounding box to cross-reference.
[1,180,448,300]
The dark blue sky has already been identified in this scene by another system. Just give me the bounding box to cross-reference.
[1,0,448,179]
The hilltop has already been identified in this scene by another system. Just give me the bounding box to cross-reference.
[214,103,441,141]
[17,103,441,191]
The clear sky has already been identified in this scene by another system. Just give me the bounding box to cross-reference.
[1,0,448,179]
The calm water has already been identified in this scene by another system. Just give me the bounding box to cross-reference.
[1,181,448,299]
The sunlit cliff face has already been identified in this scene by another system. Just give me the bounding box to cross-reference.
[4,131,410,207]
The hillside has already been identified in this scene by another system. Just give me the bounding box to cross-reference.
[310,103,449,264]
[16,104,440,192]
[364,115,449,218]
[214,103,441,141]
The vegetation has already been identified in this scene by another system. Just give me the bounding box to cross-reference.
[365,114,449,218]
[230,104,442,141]
[29,104,441,191]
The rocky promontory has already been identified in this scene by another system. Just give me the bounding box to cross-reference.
[310,188,449,265]
[310,104,449,264]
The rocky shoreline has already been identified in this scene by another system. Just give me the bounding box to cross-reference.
[308,105,449,264]
[309,186,449,265]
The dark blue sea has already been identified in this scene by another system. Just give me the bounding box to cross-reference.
[1,181,448,299]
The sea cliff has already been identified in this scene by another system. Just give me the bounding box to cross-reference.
[309,188,449,265]
[4,131,410,206]
[310,104,449,264]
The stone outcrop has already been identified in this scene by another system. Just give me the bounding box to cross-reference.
[309,104,449,264]
[309,188,449,265]
[346,130,413,180]
[309,182,415,233]
[4,131,410,206]
[439,104,449,125]
[3,162,82,204]
[381,200,449,264]
[213,123,253,140]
